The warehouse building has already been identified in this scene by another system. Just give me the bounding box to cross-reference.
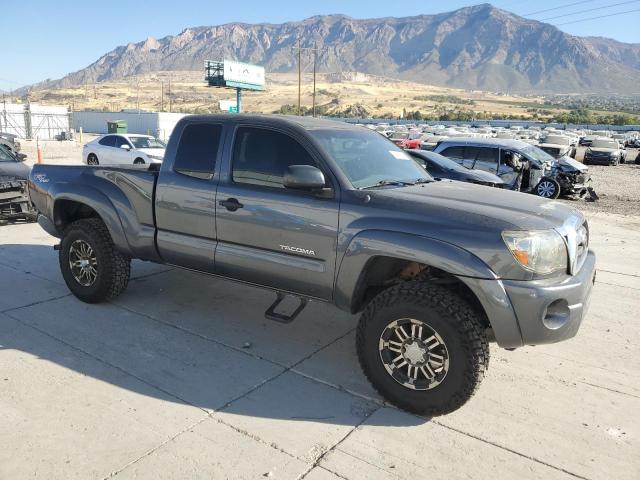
[72,111,187,141]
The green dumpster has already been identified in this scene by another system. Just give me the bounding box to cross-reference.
[107,120,128,134]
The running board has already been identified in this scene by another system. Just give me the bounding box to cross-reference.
[265,292,308,324]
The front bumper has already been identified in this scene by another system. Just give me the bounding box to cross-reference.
[502,250,596,346]
[461,250,596,349]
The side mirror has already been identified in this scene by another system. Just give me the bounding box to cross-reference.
[16,153,27,162]
[283,165,326,190]
[120,144,131,150]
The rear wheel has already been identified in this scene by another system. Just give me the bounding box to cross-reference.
[59,218,130,303]
[87,153,99,165]
[133,158,145,165]
[356,282,489,416]
[535,177,561,199]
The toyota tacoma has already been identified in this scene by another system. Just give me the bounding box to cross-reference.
[28,115,596,416]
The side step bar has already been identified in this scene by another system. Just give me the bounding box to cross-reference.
[265,292,308,324]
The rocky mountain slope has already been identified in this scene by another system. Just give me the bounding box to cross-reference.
[30,4,640,94]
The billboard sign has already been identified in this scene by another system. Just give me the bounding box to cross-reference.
[223,60,265,91]
[219,100,238,112]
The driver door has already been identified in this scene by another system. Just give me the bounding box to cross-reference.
[111,136,134,165]
[214,125,339,300]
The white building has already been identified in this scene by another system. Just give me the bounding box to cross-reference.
[72,111,188,141]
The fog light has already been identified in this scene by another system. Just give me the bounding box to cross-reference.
[542,299,570,330]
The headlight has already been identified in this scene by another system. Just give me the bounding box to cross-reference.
[502,230,567,274]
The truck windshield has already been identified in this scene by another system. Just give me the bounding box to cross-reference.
[129,136,166,149]
[313,129,432,189]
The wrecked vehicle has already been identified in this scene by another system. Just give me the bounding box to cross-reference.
[29,115,596,416]
[0,145,35,224]
[0,132,21,155]
[538,135,577,159]
[434,138,591,199]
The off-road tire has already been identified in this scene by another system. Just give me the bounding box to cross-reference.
[356,282,489,416]
[59,218,130,303]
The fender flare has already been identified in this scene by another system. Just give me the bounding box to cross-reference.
[334,230,525,349]
[49,183,131,255]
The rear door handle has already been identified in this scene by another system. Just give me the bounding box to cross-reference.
[219,198,243,212]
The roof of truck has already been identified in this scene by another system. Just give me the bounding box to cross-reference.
[180,114,360,131]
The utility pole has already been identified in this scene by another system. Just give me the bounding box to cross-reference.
[297,38,301,116]
[168,77,172,113]
[136,77,140,113]
[161,80,164,112]
[312,43,317,117]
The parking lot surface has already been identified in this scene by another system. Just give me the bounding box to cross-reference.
[1,206,639,479]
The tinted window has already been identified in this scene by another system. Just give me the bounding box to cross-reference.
[440,146,464,160]
[98,136,115,147]
[174,123,222,176]
[475,147,499,164]
[113,136,131,148]
[232,127,316,189]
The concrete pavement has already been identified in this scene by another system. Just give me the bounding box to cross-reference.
[0,212,638,479]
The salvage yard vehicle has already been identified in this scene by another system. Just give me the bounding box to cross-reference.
[584,137,626,165]
[83,134,166,165]
[433,138,591,199]
[537,135,576,159]
[407,149,504,188]
[29,115,596,416]
[390,132,422,149]
[0,145,35,224]
[0,132,21,155]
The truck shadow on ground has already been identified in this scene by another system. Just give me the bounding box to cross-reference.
[0,244,426,427]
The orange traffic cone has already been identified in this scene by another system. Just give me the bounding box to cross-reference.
[37,142,43,164]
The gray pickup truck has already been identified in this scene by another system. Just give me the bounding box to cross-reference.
[29,115,596,416]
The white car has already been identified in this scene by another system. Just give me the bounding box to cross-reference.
[83,134,166,165]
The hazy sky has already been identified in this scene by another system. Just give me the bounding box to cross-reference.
[1,0,638,90]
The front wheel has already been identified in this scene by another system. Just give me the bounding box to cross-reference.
[87,153,99,165]
[535,177,561,199]
[59,218,131,303]
[133,158,145,165]
[356,282,489,416]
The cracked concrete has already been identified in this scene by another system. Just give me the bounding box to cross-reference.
[0,214,639,479]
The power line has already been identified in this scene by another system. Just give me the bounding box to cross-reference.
[540,0,640,21]
[524,0,597,16]
[554,7,640,24]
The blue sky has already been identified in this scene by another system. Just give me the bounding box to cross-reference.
[1,0,638,90]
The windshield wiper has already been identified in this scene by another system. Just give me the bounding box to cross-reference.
[362,179,411,189]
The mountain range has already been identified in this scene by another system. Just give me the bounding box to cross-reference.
[29,3,640,94]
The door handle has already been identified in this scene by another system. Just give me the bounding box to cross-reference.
[219,198,243,212]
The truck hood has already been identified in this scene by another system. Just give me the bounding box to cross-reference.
[365,180,580,232]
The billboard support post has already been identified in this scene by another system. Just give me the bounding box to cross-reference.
[205,59,264,114]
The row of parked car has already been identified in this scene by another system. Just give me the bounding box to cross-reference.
[376,123,639,167]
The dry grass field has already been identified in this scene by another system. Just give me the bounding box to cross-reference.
[24,71,558,119]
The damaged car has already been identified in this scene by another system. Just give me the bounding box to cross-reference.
[433,138,591,199]
[538,134,577,159]
[0,145,36,224]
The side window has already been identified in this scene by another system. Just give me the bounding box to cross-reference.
[98,136,115,147]
[425,160,442,173]
[440,146,464,160]
[474,147,499,173]
[232,127,317,189]
[174,123,223,179]
[113,136,131,148]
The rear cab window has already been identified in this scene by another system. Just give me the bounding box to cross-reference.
[173,123,223,179]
